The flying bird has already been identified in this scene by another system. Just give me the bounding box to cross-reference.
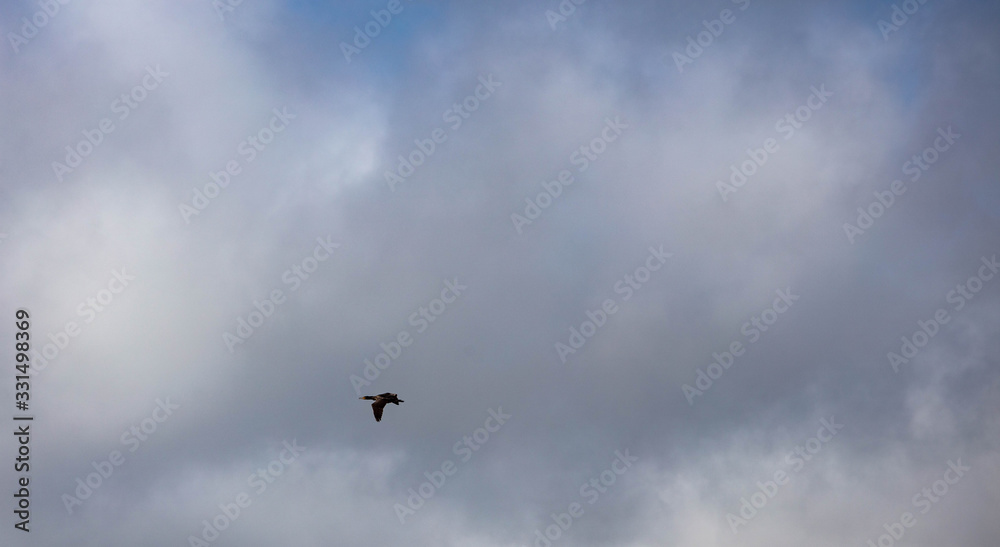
[359,392,404,422]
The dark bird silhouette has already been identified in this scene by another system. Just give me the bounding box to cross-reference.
[359,393,404,422]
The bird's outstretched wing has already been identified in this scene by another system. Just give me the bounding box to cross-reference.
[372,401,385,422]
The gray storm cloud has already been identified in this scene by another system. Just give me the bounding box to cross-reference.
[1,0,998,545]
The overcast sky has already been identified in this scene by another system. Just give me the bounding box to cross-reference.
[1,0,999,545]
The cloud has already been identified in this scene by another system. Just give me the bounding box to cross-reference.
[1,0,999,545]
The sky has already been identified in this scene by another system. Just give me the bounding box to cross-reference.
[1,0,998,545]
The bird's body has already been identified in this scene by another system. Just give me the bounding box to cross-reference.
[359,392,404,422]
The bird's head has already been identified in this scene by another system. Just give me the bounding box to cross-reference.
[359,396,375,400]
